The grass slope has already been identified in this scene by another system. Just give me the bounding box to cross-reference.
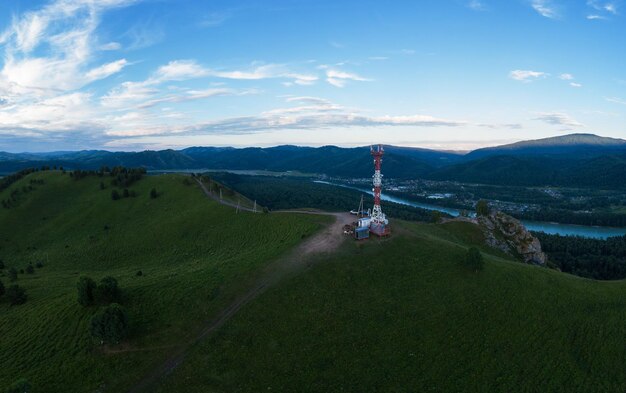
[0,171,326,392]
[157,221,626,392]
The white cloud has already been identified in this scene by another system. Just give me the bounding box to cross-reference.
[468,1,486,11]
[100,41,122,50]
[533,112,584,127]
[605,97,626,105]
[0,0,136,98]
[85,59,129,81]
[154,60,210,81]
[531,0,558,18]
[559,73,574,80]
[586,1,618,18]
[198,12,230,28]
[325,69,371,88]
[509,70,548,82]
[569,82,582,88]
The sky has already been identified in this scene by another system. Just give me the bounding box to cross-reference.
[0,0,625,152]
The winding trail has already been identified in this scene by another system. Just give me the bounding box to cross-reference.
[127,180,353,393]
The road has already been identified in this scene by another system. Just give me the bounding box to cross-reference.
[127,182,354,393]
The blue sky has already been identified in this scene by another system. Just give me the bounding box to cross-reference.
[0,0,624,152]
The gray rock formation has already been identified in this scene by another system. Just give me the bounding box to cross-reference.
[473,211,547,265]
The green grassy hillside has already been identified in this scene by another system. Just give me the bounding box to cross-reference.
[157,221,626,392]
[0,171,326,392]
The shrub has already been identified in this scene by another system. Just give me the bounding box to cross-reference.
[123,188,129,198]
[77,277,97,307]
[111,190,121,200]
[7,267,17,281]
[5,379,31,393]
[150,188,158,199]
[136,270,143,277]
[6,285,27,305]
[99,182,106,190]
[96,276,120,304]
[35,261,44,268]
[463,247,484,272]
[476,200,490,217]
[0,279,4,297]
[26,264,34,274]
[0,258,4,269]
[90,303,129,345]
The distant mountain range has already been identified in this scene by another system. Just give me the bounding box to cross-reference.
[2,133,625,188]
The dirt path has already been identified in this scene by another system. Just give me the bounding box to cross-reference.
[127,188,354,393]
[195,177,257,212]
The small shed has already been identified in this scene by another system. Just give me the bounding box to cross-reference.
[355,226,370,240]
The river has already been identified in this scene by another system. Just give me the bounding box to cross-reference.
[314,181,626,239]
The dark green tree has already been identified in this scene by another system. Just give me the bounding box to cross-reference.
[0,279,5,297]
[77,276,97,306]
[5,379,31,393]
[111,190,121,200]
[90,303,129,345]
[6,284,27,305]
[150,188,158,199]
[123,188,129,198]
[26,264,35,274]
[8,267,18,282]
[0,258,4,269]
[99,182,106,190]
[463,247,484,272]
[96,276,120,303]
[476,199,491,217]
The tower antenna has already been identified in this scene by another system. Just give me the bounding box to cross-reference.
[369,144,390,236]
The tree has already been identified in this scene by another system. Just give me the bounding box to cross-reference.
[0,258,4,269]
[8,267,17,282]
[77,276,97,306]
[6,284,27,305]
[26,264,34,274]
[99,182,106,190]
[96,276,120,303]
[150,188,158,199]
[430,210,442,223]
[463,247,484,272]
[90,303,129,345]
[0,279,5,297]
[111,190,121,200]
[123,188,129,198]
[476,200,491,217]
[5,379,31,393]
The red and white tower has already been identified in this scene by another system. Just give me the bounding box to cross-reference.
[370,145,390,236]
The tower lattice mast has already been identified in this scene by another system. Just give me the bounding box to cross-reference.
[370,145,388,229]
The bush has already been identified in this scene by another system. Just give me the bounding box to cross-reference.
[150,188,158,199]
[123,188,129,198]
[136,270,143,277]
[77,276,97,307]
[99,182,106,190]
[111,190,121,200]
[5,379,31,393]
[90,303,129,345]
[8,267,17,282]
[6,284,27,305]
[96,276,120,304]
[0,279,4,297]
[0,258,4,269]
[35,261,43,268]
[476,200,490,217]
[463,247,484,272]
[26,264,34,274]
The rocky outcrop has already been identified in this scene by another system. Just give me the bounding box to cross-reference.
[476,211,547,265]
